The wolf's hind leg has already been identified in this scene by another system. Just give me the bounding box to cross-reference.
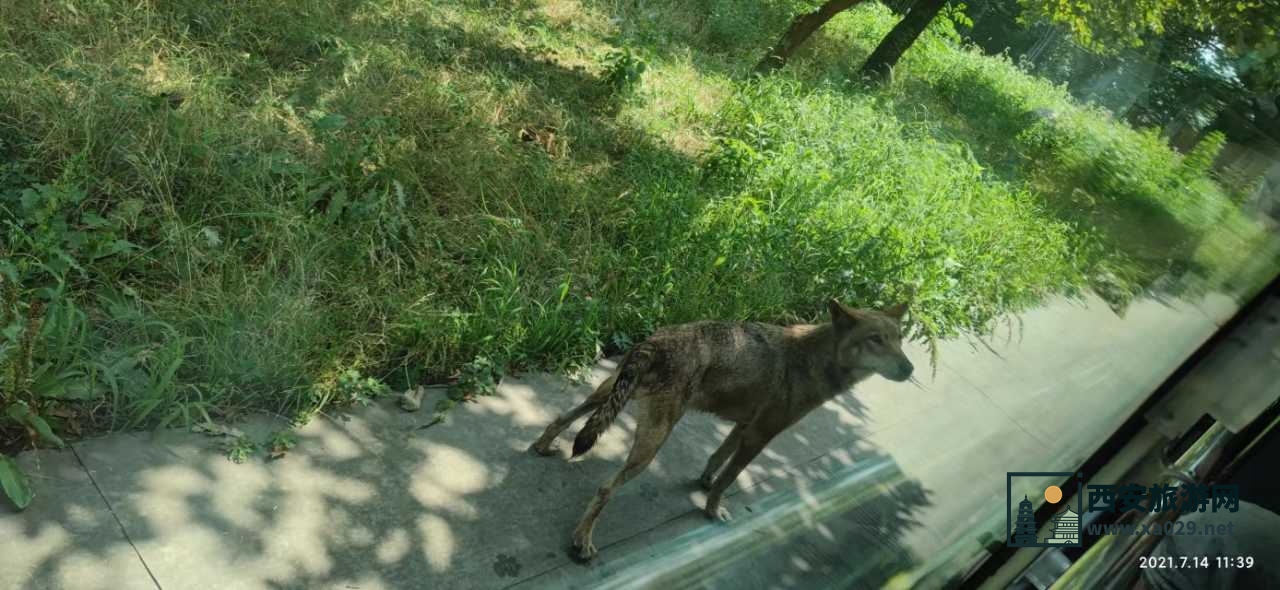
[570,394,681,561]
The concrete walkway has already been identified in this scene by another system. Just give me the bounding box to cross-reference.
[0,289,1247,590]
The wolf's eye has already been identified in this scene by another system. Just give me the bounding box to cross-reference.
[869,334,885,346]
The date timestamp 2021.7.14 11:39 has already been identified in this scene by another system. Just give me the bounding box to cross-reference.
[1138,556,1255,569]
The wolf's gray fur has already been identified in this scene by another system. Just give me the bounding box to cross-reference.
[529,299,913,562]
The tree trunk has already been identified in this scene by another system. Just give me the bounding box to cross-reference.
[859,0,947,81]
[754,0,865,75]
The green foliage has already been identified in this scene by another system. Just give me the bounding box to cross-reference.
[454,356,499,399]
[1,178,138,285]
[222,434,258,464]
[5,401,65,449]
[0,454,32,509]
[0,0,1272,485]
[426,355,502,423]
[330,369,391,408]
[874,25,1268,303]
[935,2,975,43]
[1182,131,1228,181]
[1017,0,1280,54]
[697,78,1086,346]
[268,429,298,460]
[601,48,648,95]
[703,0,817,49]
[1017,0,1178,51]
[0,278,73,507]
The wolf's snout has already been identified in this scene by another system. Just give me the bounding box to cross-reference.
[893,359,914,382]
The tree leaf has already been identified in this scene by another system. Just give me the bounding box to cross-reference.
[0,454,33,510]
[5,402,67,448]
[25,414,66,448]
[5,401,32,422]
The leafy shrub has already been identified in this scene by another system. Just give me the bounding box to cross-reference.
[601,48,648,95]
[0,159,149,506]
[332,369,391,407]
[222,435,258,464]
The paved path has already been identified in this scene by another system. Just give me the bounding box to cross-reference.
[0,290,1249,590]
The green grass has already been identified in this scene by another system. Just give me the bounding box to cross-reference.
[0,0,1275,439]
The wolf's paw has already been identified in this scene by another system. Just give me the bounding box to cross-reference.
[527,441,557,457]
[704,505,732,522]
[570,540,598,563]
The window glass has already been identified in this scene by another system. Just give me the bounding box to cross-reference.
[2,1,1277,588]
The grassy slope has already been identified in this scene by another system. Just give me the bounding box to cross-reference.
[0,0,1274,431]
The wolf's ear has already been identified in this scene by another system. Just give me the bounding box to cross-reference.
[828,298,857,330]
[882,301,909,320]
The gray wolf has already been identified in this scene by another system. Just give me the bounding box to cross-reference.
[529,299,914,562]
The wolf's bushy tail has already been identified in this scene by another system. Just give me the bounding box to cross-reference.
[571,345,657,458]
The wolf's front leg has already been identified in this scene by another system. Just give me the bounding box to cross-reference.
[703,434,771,522]
[699,423,744,490]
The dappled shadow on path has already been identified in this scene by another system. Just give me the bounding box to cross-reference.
[6,357,931,590]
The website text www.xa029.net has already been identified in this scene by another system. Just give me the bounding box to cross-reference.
[1087,520,1235,537]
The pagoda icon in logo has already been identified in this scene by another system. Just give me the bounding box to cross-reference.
[1011,495,1039,546]
[1006,472,1085,548]
[1045,508,1080,545]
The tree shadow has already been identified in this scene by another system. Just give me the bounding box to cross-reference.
[4,357,932,590]
[879,73,1205,297]
[560,416,933,590]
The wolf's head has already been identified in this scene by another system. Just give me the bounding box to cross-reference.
[828,298,914,382]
